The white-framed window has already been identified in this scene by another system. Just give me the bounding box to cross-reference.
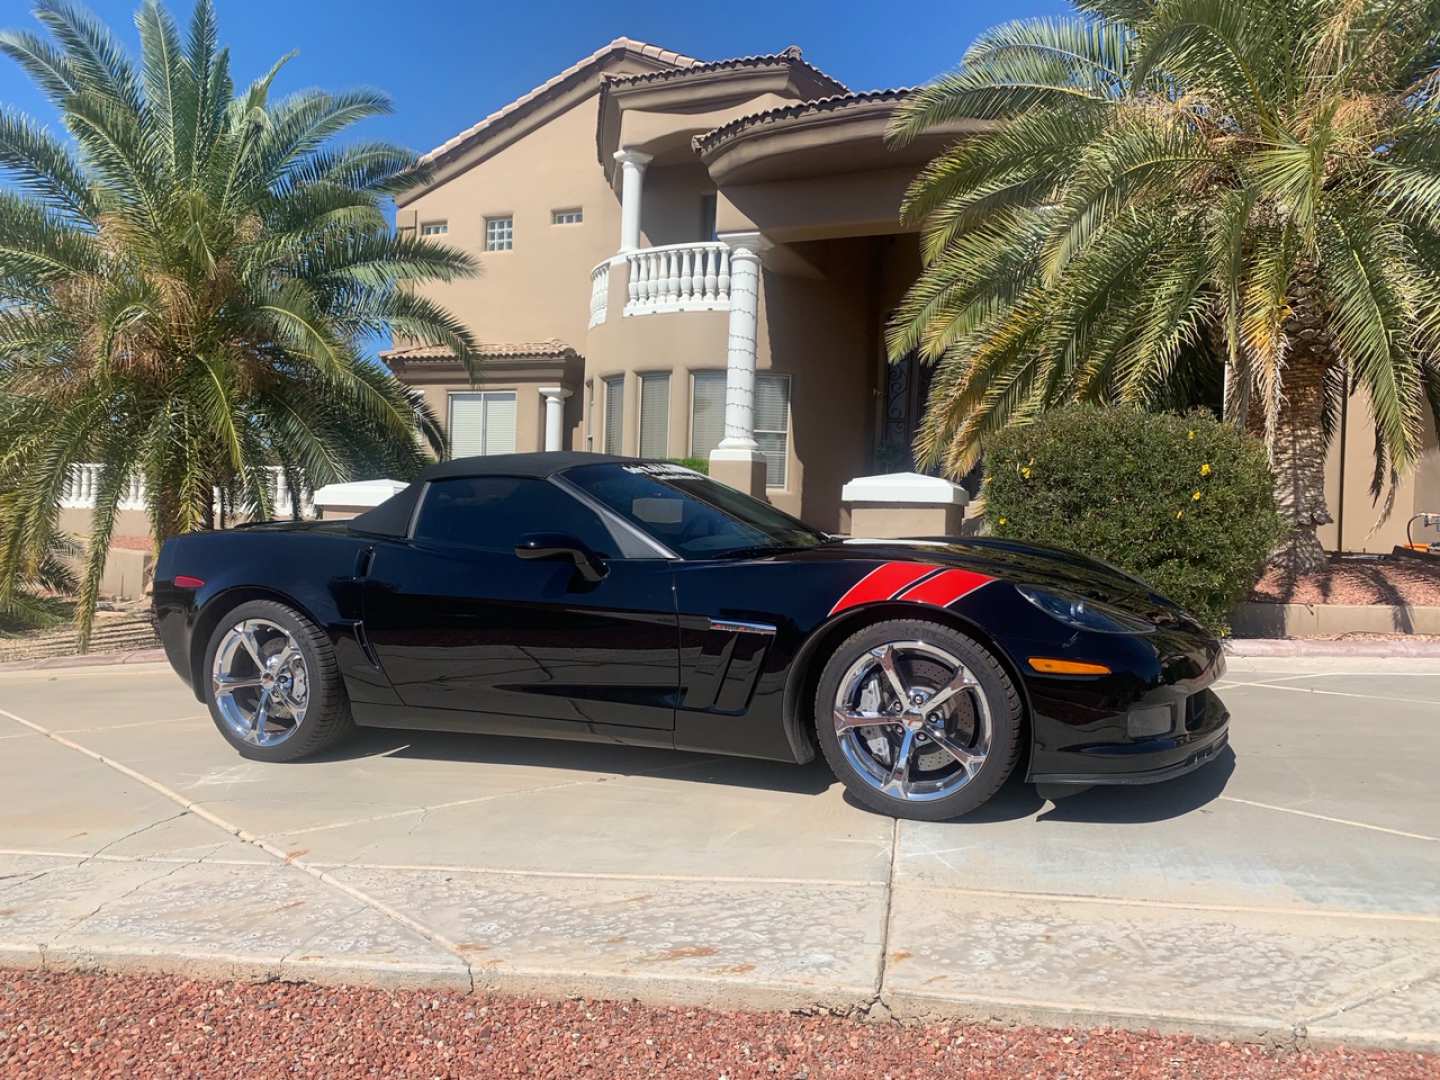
[420,221,448,236]
[638,373,670,459]
[484,216,513,251]
[448,391,516,457]
[551,207,583,225]
[603,375,624,455]
[690,371,790,488]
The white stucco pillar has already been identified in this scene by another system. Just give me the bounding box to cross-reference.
[538,386,572,452]
[709,232,768,497]
[613,149,652,253]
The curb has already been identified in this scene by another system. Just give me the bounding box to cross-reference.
[3,947,1434,1055]
[1225,638,1440,657]
[0,648,166,673]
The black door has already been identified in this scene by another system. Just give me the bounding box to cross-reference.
[362,475,679,733]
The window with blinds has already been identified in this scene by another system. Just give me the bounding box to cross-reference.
[689,372,726,460]
[690,371,789,488]
[638,374,670,459]
[603,376,624,455]
[754,374,791,488]
[448,392,517,458]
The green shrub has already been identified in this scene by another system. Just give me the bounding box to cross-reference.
[983,406,1282,633]
[667,457,710,475]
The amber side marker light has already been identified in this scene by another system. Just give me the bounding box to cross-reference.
[1028,657,1112,676]
[173,575,205,589]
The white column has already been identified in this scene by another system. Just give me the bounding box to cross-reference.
[538,386,572,452]
[714,240,762,455]
[613,149,652,253]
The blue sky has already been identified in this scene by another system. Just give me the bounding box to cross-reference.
[0,0,1066,161]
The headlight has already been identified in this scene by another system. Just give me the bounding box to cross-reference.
[1016,585,1155,634]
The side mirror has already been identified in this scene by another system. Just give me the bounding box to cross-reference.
[515,532,608,583]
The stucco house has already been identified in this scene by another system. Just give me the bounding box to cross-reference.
[382,38,986,533]
[385,36,1439,549]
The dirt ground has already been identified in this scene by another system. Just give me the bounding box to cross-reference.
[1251,553,1440,606]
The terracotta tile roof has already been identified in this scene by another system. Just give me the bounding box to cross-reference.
[380,340,576,365]
[418,38,698,165]
[692,87,918,154]
[602,45,847,95]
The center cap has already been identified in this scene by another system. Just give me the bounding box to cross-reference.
[260,672,275,688]
[900,712,927,732]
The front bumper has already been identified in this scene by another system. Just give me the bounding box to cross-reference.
[1022,633,1231,788]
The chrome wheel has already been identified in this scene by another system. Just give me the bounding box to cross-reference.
[832,640,991,803]
[210,618,309,748]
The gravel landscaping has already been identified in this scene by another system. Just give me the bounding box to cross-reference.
[1,970,1436,1079]
[1251,554,1440,606]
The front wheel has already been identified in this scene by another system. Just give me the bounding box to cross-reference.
[814,619,1022,821]
[202,599,354,762]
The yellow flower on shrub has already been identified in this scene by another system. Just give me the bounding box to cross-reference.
[1020,466,1032,479]
[1192,490,1202,501]
[1200,463,1212,477]
[1187,430,1195,440]
[1175,509,1184,519]
[997,516,1007,526]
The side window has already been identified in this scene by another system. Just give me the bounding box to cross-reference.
[413,477,617,556]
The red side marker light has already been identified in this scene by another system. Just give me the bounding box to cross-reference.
[173,575,205,589]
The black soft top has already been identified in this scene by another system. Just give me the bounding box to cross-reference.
[419,451,635,481]
[348,453,640,537]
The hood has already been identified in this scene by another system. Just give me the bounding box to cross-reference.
[824,537,1196,626]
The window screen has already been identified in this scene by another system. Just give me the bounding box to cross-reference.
[603,375,624,455]
[638,374,670,459]
[449,392,516,458]
[689,371,726,459]
[414,477,615,555]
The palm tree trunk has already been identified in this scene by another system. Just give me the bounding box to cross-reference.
[1267,275,1335,577]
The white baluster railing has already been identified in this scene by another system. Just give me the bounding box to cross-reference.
[60,464,314,519]
[588,259,610,328]
[622,242,731,317]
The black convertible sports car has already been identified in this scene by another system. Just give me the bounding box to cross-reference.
[154,452,1228,820]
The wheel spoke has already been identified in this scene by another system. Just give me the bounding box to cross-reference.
[237,622,265,671]
[881,729,917,798]
[278,687,307,721]
[273,639,300,670]
[834,708,895,734]
[253,688,272,743]
[213,673,262,693]
[874,645,910,707]
[923,667,980,715]
[927,729,985,774]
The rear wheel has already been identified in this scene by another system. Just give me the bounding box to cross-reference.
[202,599,354,762]
[814,619,1022,820]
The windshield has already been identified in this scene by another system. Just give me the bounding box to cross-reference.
[562,462,829,559]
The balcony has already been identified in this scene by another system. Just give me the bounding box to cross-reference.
[589,241,733,326]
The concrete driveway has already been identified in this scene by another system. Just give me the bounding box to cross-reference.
[1,654,1437,1050]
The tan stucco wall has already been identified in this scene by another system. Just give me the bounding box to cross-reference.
[397,94,624,353]
[1321,388,1440,552]
[400,354,583,456]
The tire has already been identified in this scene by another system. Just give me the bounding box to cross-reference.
[814,618,1022,821]
[202,599,355,762]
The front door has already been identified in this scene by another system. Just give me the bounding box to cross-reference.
[362,475,678,732]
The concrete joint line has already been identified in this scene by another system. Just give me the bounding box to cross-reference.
[1217,795,1440,844]
[1300,961,1440,1029]
[0,704,476,992]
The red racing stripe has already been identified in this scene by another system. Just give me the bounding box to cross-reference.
[896,567,993,607]
[829,562,942,615]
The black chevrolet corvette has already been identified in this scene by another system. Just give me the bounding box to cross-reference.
[154,452,1228,820]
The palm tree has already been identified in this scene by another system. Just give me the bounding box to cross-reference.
[0,0,478,644]
[887,0,1440,572]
